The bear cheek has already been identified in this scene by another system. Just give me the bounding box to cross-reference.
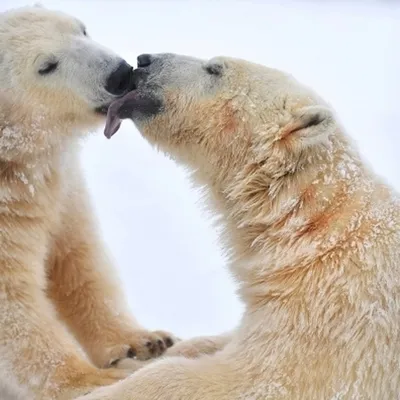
[214,104,245,145]
[221,108,239,135]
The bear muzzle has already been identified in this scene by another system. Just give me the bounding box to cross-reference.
[105,60,135,96]
[104,61,164,139]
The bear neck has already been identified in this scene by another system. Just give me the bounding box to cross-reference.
[0,106,81,168]
[205,133,380,305]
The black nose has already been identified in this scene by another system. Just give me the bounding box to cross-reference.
[137,54,152,68]
[105,60,134,96]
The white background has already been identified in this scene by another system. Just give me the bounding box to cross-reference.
[1,0,398,339]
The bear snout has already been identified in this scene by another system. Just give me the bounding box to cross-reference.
[132,68,150,88]
[137,54,153,68]
[105,60,134,96]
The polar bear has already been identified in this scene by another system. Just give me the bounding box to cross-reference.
[82,53,400,399]
[0,9,177,400]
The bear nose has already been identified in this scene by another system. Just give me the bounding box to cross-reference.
[137,54,153,68]
[105,60,134,96]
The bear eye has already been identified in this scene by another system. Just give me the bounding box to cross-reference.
[205,63,223,76]
[38,61,59,75]
[82,28,88,36]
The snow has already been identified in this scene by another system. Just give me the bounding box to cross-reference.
[0,0,398,339]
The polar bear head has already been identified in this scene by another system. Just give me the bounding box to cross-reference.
[105,53,338,187]
[0,5,133,160]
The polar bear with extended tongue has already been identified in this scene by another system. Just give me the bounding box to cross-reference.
[89,52,400,400]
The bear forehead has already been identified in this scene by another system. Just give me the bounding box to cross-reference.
[0,7,84,38]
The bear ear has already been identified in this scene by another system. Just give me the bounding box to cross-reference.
[280,105,335,148]
[33,2,44,8]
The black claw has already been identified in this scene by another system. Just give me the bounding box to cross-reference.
[157,339,165,350]
[146,341,153,349]
[127,348,136,358]
[165,337,174,348]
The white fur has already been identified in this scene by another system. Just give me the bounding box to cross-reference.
[79,54,400,399]
[0,8,176,399]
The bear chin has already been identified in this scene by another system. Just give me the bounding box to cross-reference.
[95,104,111,116]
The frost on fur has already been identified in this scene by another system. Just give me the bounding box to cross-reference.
[84,53,400,400]
[0,7,176,399]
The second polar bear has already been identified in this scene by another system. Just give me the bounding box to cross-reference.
[84,53,400,399]
[0,7,177,400]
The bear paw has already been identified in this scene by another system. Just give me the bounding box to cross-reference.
[165,335,230,358]
[97,330,179,369]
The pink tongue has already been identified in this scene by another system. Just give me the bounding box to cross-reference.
[104,100,123,139]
